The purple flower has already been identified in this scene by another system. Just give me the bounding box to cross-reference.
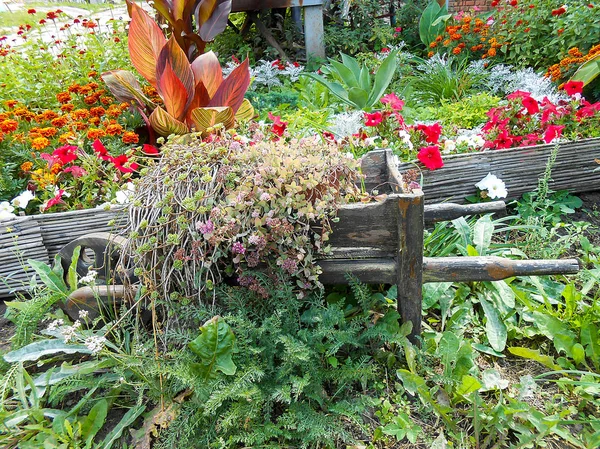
[232,241,246,254]
[196,219,214,235]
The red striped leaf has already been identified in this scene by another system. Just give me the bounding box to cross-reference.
[208,58,250,114]
[190,51,223,98]
[185,81,211,124]
[149,106,189,136]
[157,62,189,121]
[127,1,166,86]
[157,37,195,104]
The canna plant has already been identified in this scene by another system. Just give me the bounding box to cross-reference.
[102,1,253,137]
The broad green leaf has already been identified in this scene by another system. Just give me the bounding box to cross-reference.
[472,343,505,358]
[100,405,146,449]
[27,259,68,294]
[367,50,398,107]
[190,106,234,133]
[481,369,509,391]
[51,254,64,280]
[4,340,92,363]
[33,359,114,387]
[190,51,224,98]
[571,343,586,366]
[486,280,516,310]
[188,316,236,379]
[480,294,507,352]
[473,214,493,256]
[67,246,81,291]
[81,399,107,444]
[396,369,427,396]
[508,347,561,370]
[347,87,369,109]
[340,53,362,84]
[581,323,600,368]
[532,311,576,357]
[208,58,251,114]
[455,375,481,396]
[451,216,472,250]
[437,331,459,376]
[149,106,188,136]
[301,73,352,105]
[419,1,448,46]
[571,53,600,86]
[359,66,371,93]
[127,1,167,86]
[329,59,359,88]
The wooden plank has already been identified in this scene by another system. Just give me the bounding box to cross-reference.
[397,138,600,204]
[424,201,506,223]
[360,149,389,192]
[304,4,325,60]
[396,190,424,344]
[422,256,580,283]
[317,258,396,284]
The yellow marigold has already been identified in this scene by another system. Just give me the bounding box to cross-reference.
[87,128,106,140]
[31,136,50,150]
[4,100,18,109]
[122,131,139,144]
[443,39,452,46]
[0,119,18,133]
[59,132,75,144]
[39,127,58,138]
[119,103,130,111]
[51,116,68,128]
[20,161,33,172]
[106,105,122,118]
[105,123,124,136]
[50,163,62,175]
[30,169,56,189]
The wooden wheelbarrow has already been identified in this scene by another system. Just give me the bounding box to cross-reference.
[56,150,580,342]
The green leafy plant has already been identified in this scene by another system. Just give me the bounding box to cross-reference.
[102,2,253,137]
[301,50,398,111]
[418,0,451,48]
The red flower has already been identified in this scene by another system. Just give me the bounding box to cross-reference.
[52,144,78,164]
[44,189,65,211]
[416,123,443,144]
[63,165,87,177]
[364,111,383,126]
[492,129,521,149]
[112,154,137,173]
[563,80,584,96]
[27,8,36,14]
[522,96,539,115]
[46,11,58,20]
[380,93,404,111]
[510,0,518,6]
[92,139,112,161]
[322,131,336,142]
[39,19,46,25]
[543,125,564,143]
[142,144,160,155]
[551,6,566,15]
[268,112,287,137]
[507,90,531,100]
[417,145,444,170]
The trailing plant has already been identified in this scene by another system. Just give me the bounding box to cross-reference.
[102,2,253,137]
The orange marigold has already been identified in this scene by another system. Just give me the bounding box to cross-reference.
[452,47,462,55]
[0,131,4,143]
[31,136,50,150]
[430,41,438,48]
[74,122,88,131]
[568,47,583,57]
[451,33,462,41]
[60,103,75,112]
[427,51,435,58]
[89,117,101,126]
[87,128,106,140]
[51,116,68,128]
[59,131,75,143]
[56,92,71,104]
[67,83,81,93]
[487,48,497,57]
[119,103,130,111]
[50,163,62,175]
[4,100,18,109]
[100,96,113,105]
[105,123,124,136]
[435,35,443,42]
[71,109,90,120]
[39,127,58,138]
[90,106,105,117]
[84,95,98,105]
[106,105,122,118]
[79,85,92,95]
[0,113,8,121]
[443,39,452,46]
[0,119,18,133]
[20,161,33,172]
[88,82,99,90]
[122,131,139,144]
[42,110,59,121]
[88,71,98,78]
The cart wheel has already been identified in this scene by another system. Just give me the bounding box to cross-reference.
[57,232,135,286]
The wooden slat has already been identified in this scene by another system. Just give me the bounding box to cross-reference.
[397,138,600,204]
[424,201,506,223]
[360,149,390,193]
[317,258,396,284]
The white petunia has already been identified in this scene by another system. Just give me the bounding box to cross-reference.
[0,201,16,221]
[115,182,135,204]
[476,173,508,199]
[11,190,35,209]
[443,139,456,154]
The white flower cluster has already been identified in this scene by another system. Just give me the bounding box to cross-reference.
[115,182,135,204]
[79,269,98,285]
[84,335,107,355]
[475,173,508,199]
[0,202,16,221]
[60,320,82,343]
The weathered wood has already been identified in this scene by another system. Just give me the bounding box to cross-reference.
[304,4,325,60]
[62,285,130,321]
[397,138,600,204]
[396,190,424,344]
[422,256,580,283]
[360,149,389,192]
[423,201,506,223]
[317,259,396,284]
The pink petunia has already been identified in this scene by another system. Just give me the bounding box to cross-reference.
[380,93,405,111]
[364,111,383,126]
[92,139,112,162]
[522,96,539,115]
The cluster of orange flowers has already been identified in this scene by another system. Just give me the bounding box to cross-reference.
[0,75,139,153]
[546,43,600,82]
[427,15,504,59]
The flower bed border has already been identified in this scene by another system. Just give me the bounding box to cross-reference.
[396,138,600,204]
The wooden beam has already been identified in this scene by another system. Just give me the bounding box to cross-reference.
[423,201,506,223]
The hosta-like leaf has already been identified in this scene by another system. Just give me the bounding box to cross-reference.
[198,0,232,42]
[100,70,154,108]
[367,50,398,107]
[157,37,195,105]
[340,53,362,84]
[571,53,600,86]
[190,51,223,98]
[473,214,493,256]
[190,106,234,133]
[329,59,359,88]
[127,1,166,86]
[149,106,189,136]
[208,58,250,113]
[27,259,68,294]
[508,347,561,370]
[157,62,189,121]
[480,294,507,352]
[4,340,92,363]
[347,87,368,109]
[188,316,236,379]
[235,98,255,122]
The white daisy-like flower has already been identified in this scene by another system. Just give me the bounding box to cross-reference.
[476,173,508,199]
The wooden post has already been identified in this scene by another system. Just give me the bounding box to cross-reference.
[396,190,424,344]
[304,4,325,60]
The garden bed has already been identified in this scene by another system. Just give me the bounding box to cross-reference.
[398,138,600,204]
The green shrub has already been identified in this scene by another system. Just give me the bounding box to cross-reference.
[415,92,501,130]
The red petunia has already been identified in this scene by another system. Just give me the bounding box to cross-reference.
[563,80,584,96]
[112,154,136,173]
[142,144,160,155]
[27,8,36,14]
[92,139,112,161]
[543,125,565,143]
[364,111,383,127]
[522,96,539,115]
[63,165,87,177]
[268,112,288,137]
[44,189,65,211]
[416,123,443,144]
[417,145,444,170]
[380,93,405,111]
[551,6,566,15]
[52,145,78,164]
[506,90,531,100]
